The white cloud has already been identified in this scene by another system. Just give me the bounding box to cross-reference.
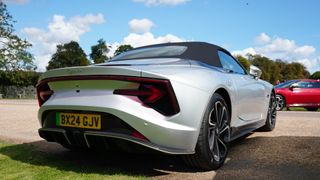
[33,54,51,72]
[123,32,184,47]
[3,0,29,4]
[106,18,185,57]
[129,18,154,34]
[296,57,320,74]
[23,13,105,71]
[132,0,190,6]
[293,45,316,58]
[232,33,318,73]
[24,14,104,44]
[106,42,120,57]
[233,33,316,60]
[255,32,270,45]
[232,47,257,57]
[106,32,185,57]
[23,14,184,70]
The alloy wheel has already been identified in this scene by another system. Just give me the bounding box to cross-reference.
[269,93,277,127]
[208,101,230,162]
[276,95,285,111]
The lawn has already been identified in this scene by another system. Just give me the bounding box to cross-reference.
[282,107,320,111]
[0,141,147,180]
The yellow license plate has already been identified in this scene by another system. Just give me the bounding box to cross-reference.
[56,113,101,130]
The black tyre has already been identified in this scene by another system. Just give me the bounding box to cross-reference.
[261,91,277,131]
[183,93,230,170]
[305,108,318,111]
[276,94,286,111]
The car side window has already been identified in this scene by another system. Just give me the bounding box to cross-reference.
[297,81,314,88]
[309,82,320,88]
[218,51,246,74]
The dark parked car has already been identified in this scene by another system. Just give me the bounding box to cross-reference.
[275,79,320,111]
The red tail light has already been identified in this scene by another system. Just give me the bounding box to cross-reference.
[36,83,53,107]
[36,75,179,115]
[114,84,165,103]
[114,78,180,116]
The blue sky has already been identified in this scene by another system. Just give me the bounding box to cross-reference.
[4,0,320,73]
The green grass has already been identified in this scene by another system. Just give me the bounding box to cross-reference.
[282,107,320,111]
[0,141,147,180]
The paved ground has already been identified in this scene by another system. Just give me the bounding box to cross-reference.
[0,99,319,179]
[0,100,41,143]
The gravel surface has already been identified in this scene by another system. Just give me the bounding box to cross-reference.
[0,100,41,143]
[0,99,319,179]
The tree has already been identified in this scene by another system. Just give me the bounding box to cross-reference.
[0,2,35,71]
[282,62,309,81]
[90,39,109,64]
[114,44,133,56]
[246,54,310,83]
[0,70,40,86]
[47,41,89,70]
[250,55,281,84]
[235,55,251,71]
[310,71,320,80]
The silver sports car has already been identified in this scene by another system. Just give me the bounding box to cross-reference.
[37,42,276,170]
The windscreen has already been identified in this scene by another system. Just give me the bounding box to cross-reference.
[111,46,188,61]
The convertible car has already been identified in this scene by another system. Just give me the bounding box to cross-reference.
[37,42,276,170]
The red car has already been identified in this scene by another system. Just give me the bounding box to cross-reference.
[275,79,320,111]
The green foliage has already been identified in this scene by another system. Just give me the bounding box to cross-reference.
[0,2,35,71]
[47,41,89,70]
[310,71,320,79]
[90,39,109,64]
[0,70,40,86]
[249,55,281,84]
[238,54,310,84]
[281,62,310,80]
[114,44,133,56]
[235,55,251,71]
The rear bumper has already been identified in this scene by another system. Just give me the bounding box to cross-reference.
[39,128,194,154]
[37,78,211,154]
[38,93,199,154]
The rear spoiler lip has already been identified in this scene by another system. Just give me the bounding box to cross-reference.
[36,75,168,88]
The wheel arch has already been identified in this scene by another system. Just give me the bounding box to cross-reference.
[214,88,232,119]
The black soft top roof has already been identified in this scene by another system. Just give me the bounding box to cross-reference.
[114,42,230,68]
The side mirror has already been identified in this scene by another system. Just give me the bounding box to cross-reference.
[249,65,262,79]
[289,83,299,90]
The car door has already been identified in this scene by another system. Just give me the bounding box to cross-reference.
[287,81,314,106]
[312,82,320,106]
[288,81,320,106]
[217,51,268,126]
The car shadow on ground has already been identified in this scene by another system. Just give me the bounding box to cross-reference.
[0,140,202,177]
[0,135,319,179]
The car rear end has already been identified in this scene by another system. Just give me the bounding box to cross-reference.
[37,65,209,154]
